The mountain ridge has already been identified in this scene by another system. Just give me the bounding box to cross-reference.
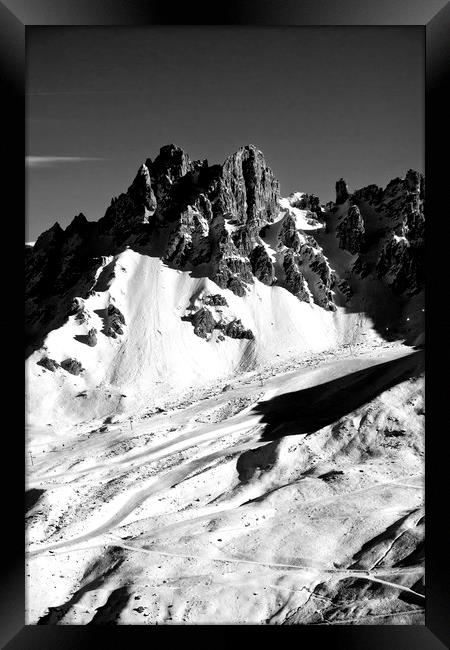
[25,143,424,427]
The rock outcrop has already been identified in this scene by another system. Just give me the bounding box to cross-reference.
[335,178,349,205]
[183,292,255,341]
[217,145,280,226]
[376,233,423,295]
[190,307,216,339]
[352,255,370,278]
[203,294,228,307]
[288,192,324,220]
[104,304,126,338]
[337,279,353,301]
[220,319,254,340]
[283,251,312,303]
[60,358,84,375]
[374,171,424,296]
[37,357,60,372]
[164,206,211,267]
[86,328,98,347]
[327,166,424,299]
[336,205,365,254]
[249,245,275,285]
[279,213,304,251]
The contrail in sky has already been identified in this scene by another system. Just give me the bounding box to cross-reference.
[26,156,105,168]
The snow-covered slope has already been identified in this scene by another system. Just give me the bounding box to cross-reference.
[26,247,374,430]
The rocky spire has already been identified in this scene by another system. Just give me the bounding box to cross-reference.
[218,145,280,227]
[33,221,64,252]
[65,213,89,237]
[335,178,349,205]
[128,163,157,213]
[405,169,423,195]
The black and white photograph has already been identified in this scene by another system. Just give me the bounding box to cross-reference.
[23,22,428,627]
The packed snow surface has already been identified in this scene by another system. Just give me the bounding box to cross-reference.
[26,342,424,625]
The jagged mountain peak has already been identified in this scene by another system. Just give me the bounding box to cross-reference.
[65,212,89,234]
[223,143,273,171]
[33,220,64,251]
[229,143,263,156]
[157,142,187,156]
[152,143,192,173]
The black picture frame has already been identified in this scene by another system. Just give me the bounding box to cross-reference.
[2,0,449,647]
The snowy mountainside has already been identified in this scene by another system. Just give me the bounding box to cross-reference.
[26,249,366,429]
[25,144,424,428]
[25,144,425,626]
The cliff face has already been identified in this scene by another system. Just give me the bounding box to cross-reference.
[336,205,365,255]
[348,168,425,297]
[313,168,425,344]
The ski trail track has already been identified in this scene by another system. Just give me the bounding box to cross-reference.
[26,343,425,625]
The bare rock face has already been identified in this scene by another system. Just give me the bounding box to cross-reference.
[352,255,370,278]
[335,178,350,205]
[206,145,280,295]
[101,164,156,236]
[249,245,275,285]
[337,279,353,301]
[25,215,104,356]
[151,144,279,298]
[212,227,255,296]
[405,168,422,194]
[37,357,60,372]
[147,144,193,214]
[357,172,424,296]
[289,192,324,220]
[203,294,228,307]
[352,183,383,206]
[283,251,312,303]
[164,206,211,267]
[60,358,84,375]
[282,232,335,310]
[336,205,365,254]
[328,168,424,301]
[26,222,65,300]
[68,297,85,318]
[105,304,126,338]
[217,145,280,227]
[220,319,254,340]
[86,328,98,347]
[128,164,157,214]
[279,214,303,252]
[376,234,423,295]
[185,305,254,341]
[190,307,216,339]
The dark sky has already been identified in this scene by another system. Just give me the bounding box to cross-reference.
[26,26,424,241]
